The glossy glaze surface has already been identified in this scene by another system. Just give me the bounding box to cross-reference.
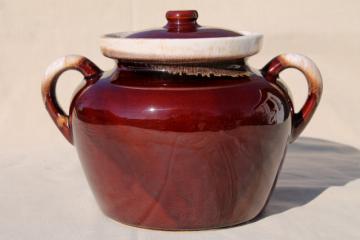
[42,10,322,231]
[69,61,292,229]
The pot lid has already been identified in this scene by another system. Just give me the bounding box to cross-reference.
[100,10,263,62]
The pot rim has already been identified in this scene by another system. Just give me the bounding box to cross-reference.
[100,31,263,62]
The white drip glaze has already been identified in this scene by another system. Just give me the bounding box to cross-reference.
[100,31,263,62]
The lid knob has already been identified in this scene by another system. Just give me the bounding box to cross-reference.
[165,10,200,32]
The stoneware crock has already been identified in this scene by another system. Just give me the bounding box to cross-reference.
[41,10,323,230]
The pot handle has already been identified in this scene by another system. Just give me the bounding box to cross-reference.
[262,53,323,142]
[41,55,102,144]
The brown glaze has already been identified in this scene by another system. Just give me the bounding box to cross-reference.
[41,11,322,231]
[70,60,292,230]
[125,10,241,39]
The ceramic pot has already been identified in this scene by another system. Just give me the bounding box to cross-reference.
[42,10,322,230]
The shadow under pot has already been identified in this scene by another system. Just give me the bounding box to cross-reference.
[41,10,323,230]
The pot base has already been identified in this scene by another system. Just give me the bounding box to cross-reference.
[103,210,257,231]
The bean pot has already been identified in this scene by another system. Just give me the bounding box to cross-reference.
[42,10,323,230]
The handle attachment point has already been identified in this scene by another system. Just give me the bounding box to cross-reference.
[42,55,102,144]
[262,53,323,142]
